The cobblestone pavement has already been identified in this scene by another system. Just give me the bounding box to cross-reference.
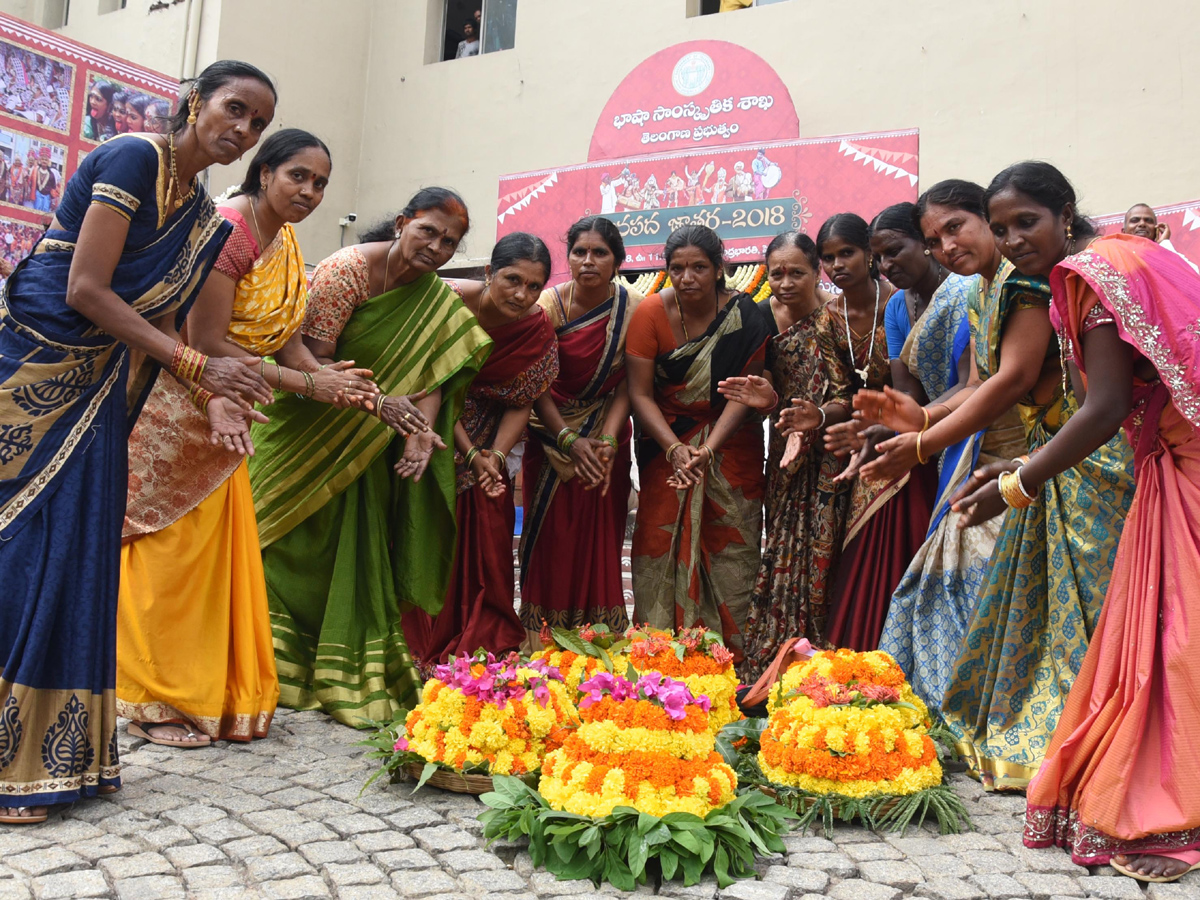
[3,709,1199,900]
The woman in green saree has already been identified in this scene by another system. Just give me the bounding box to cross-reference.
[248,188,492,727]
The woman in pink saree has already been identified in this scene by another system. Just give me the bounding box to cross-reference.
[953,162,1200,883]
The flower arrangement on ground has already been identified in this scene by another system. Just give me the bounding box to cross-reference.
[480,671,795,889]
[752,649,970,834]
[363,650,578,788]
[624,625,742,734]
[528,623,627,694]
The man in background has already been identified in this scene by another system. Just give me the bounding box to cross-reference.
[1124,202,1199,272]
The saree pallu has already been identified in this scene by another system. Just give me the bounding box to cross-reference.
[1025,236,1200,861]
[740,304,852,682]
[880,274,1026,709]
[249,273,491,727]
[631,293,771,659]
[405,310,559,665]
[520,283,640,634]
[825,301,936,651]
[0,158,228,804]
[116,221,309,741]
[941,262,1135,790]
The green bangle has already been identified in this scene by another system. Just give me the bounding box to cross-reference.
[597,433,617,450]
[492,449,507,467]
[557,427,580,453]
[464,447,480,467]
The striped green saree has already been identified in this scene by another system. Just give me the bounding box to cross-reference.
[249,272,491,726]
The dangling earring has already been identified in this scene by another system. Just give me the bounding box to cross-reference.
[186,94,200,125]
[260,180,267,192]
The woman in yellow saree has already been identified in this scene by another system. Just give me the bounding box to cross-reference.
[117,130,377,746]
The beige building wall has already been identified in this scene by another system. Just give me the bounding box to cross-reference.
[3,0,1198,266]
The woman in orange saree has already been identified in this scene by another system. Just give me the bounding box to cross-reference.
[627,225,771,660]
[951,162,1200,881]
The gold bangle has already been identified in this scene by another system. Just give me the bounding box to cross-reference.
[999,470,1034,509]
[915,431,929,466]
[920,407,930,433]
[666,441,683,460]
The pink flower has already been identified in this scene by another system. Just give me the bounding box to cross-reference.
[857,684,900,703]
[393,736,409,752]
[710,644,734,665]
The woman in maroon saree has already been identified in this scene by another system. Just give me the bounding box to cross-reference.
[403,234,559,665]
[521,217,641,639]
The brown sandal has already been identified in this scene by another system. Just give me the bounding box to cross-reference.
[0,807,48,825]
[127,721,211,749]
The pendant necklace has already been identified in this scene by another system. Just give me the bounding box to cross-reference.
[842,278,881,384]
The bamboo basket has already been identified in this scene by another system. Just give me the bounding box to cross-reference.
[403,762,494,795]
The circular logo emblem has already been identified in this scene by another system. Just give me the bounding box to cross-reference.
[672,51,715,97]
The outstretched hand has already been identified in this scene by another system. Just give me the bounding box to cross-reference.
[206,396,269,457]
[950,459,1018,528]
[717,374,775,410]
[854,386,926,433]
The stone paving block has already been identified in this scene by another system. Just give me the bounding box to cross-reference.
[914,856,977,879]
[258,875,331,899]
[385,807,446,831]
[29,869,109,899]
[458,869,529,893]
[0,882,31,900]
[7,848,87,877]
[937,835,1007,853]
[1077,876,1146,900]
[968,852,1023,875]
[99,852,174,880]
[658,875,719,898]
[1014,874,1085,898]
[244,809,309,833]
[320,781,365,802]
[352,792,412,816]
[859,859,925,889]
[915,878,988,900]
[782,836,837,854]
[530,871,597,895]
[786,852,857,878]
[190,818,256,844]
[321,862,385,885]
[118,794,187,818]
[297,840,364,866]
[446,811,485,835]
[845,843,905,862]
[412,825,479,853]
[1012,848,1089,876]
[100,811,156,836]
[888,837,955,857]
[275,821,339,850]
[439,849,506,872]
[66,833,140,862]
[135,826,193,852]
[230,776,292,794]
[295,799,357,820]
[244,852,315,881]
[32,821,103,844]
[337,887,401,900]
[968,873,1028,898]
[828,879,902,900]
[181,866,242,891]
[64,801,122,824]
[208,793,273,815]
[0,835,52,857]
[391,869,460,897]
[1147,885,1200,900]
[111,875,186,900]
[974,816,1023,835]
[222,834,289,861]
[186,890,257,900]
[354,830,414,853]
[262,787,326,808]
[322,812,388,837]
[163,843,226,868]
[717,881,791,900]
[763,865,829,893]
[375,848,439,872]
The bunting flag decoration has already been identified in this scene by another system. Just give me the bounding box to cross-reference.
[838,139,919,188]
[497,172,560,224]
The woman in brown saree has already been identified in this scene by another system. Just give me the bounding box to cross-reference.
[627,225,772,660]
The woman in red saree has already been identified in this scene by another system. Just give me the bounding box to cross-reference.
[818,213,936,651]
[403,233,559,664]
[521,217,641,638]
[627,225,772,659]
[949,162,1200,882]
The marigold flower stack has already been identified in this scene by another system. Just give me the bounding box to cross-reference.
[528,623,626,694]
[758,649,942,799]
[625,625,742,734]
[395,651,577,776]
[538,671,739,818]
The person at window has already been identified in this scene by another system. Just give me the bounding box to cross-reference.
[456,21,480,58]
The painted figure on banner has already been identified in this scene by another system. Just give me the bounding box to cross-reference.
[640,174,662,209]
[730,161,752,202]
[752,148,778,200]
[712,167,728,204]
[599,172,621,215]
[665,170,685,207]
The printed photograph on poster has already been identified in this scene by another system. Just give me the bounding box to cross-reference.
[81,70,175,143]
[0,215,47,285]
[0,126,65,212]
[0,38,73,133]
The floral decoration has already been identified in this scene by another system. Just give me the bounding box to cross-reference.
[624,625,742,734]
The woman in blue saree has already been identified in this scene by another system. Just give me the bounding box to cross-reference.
[0,61,277,822]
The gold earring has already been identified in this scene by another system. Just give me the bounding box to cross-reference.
[260,180,267,191]
[1066,224,1074,242]
[186,94,200,125]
